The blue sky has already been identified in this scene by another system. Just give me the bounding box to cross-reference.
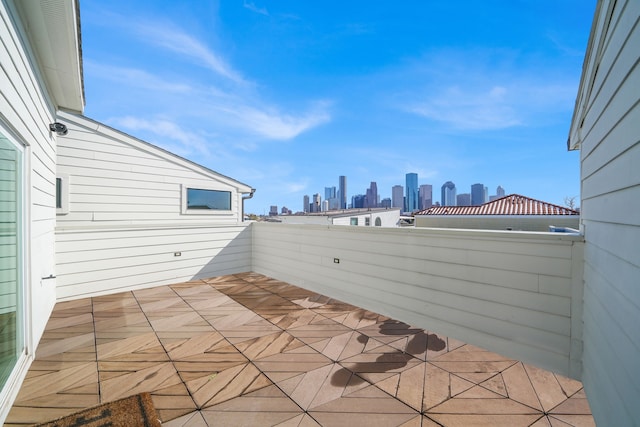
[80,1,596,214]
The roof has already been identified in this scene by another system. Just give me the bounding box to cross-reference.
[415,194,579,216]
[14,0,85,112]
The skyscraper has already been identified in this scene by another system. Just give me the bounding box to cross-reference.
[392,185,404,209]
[366,182,378,208]
[303,195,310,213]
[471,183,486,206]
[441,181,456,206]
[497,185,505,198]
[457,193,471,206]
[312,193,321,213]
[324,186,336,201]
[419,184,433,210]
[405,173,418,213]
[339,176,347,209]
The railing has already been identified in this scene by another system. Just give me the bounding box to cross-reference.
[251,222,585,379]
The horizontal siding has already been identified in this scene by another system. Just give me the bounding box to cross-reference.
[252,223,584,377]
[1,0,59,356]
[56,114,249,226]
[570,0,640,425]
[56,224,251,300]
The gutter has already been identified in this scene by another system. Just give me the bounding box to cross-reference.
[241,188,256,222]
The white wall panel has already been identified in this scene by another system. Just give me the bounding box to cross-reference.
[56,225,251,300]
[252,223,584,378]
[568,0,640,424]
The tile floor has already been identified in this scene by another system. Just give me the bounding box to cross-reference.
[6,273,594,426]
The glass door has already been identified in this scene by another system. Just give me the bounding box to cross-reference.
[0,131,22,389]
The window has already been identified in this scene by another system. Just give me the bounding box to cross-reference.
[56,174,69,215]
[182,186,232,214]
[375,217,382,226]
[350,217,358,226]
[365,217,371,226]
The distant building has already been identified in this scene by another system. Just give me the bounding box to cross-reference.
[415,194,580,231]
[276,207,401,227]
[380,198,392,208]
[457,193,471,206]
[490,185,505,201]
[303,195,310,213]
[419,184,433,210]
[281,206,291,215]
[392,185,404,209]
[339,176,347,209]
[269,205,278,216]
[405,173,418,212]
[471,183,485,206]
[366,182,378,208]
[352,194,365,209]
[311,193,321,213]
[325,186,336,200]
[441,181,456,206]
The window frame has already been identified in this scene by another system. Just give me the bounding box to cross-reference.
[181,184,233,215]
[56,174,69,215]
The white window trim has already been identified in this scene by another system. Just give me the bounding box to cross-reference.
[56,174,69,215]
[181,184,233,215]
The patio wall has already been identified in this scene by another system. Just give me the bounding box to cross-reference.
[56,224,251,299]
[252,222,585,379]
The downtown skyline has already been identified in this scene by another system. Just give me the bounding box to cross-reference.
[290,174,512,215]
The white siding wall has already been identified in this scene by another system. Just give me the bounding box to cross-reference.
[54,113,253,298]
[569,0,640,424]
[56,225,251,299]
[1,0,59,336]
[0,1,59,419]
[252,223,585,378]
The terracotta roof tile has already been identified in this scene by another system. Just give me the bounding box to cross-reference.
[415,194,579,216]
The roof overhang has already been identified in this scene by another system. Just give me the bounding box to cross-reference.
[566,0,603,151]
[14,0,84,113]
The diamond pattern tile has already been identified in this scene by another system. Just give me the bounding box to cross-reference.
[6,273,593,426]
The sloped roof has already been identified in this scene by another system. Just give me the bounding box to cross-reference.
[415,194,579,216]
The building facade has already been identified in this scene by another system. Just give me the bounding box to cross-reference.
[392,185,404,209]
[405,173,418,213]
[471,183,485,206]
[441,181,456,206]
[339,176,347,209]
[418,184,432,210]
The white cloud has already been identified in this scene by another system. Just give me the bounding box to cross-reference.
[392,48,578,131]
[243,1,269,16]
[408,85,522,130]
[132,22,246,84]
[84,61,193,93]
[226,102,332,140]
[108,116,210,156]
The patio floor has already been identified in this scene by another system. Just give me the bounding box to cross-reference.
[6,273,593,426]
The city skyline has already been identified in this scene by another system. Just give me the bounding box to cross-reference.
[292,173,514,214]
[79,1,595,215]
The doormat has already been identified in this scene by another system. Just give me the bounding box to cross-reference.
[35,392,161,427]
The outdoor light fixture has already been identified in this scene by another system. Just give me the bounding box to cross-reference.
[49,122,68,136]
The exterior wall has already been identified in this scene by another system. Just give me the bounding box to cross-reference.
[0,1,59,419]
[415,215,580,232]
[568,0,640,424]
[252,223,585,379]
[56,225,251,300]
[54,112,253,299]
